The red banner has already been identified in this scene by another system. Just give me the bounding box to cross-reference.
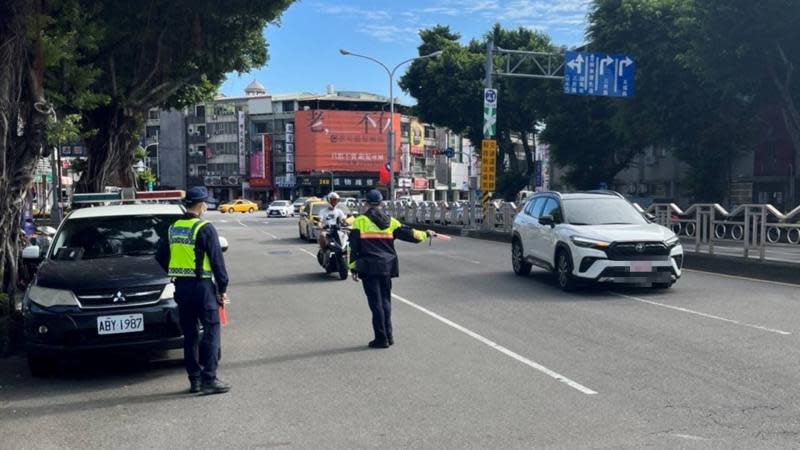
[294,110,401,173]
[249,135,271,187]
[413,178,428,190]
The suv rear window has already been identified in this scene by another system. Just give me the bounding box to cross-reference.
[50,215,181,260]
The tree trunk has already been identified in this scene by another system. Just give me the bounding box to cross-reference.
[521,130,535,176]
[0,0,50,295]
[78,104,142,192]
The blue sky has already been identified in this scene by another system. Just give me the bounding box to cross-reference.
[220,0,590,104]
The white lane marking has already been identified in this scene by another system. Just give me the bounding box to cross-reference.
[391,293,598,395]
[298,247,317,258]
[261,221,271,225]
[683,269,800,288]
[672,434,709,441]
[236,220,247,228]
[611,292,791,336]
[294,248,595,394]
[260,230,279,239]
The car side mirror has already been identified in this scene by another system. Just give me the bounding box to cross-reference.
[644,212,656,221]
[22,245,42,260]
[539,215,555,227]
[219,237,229,253]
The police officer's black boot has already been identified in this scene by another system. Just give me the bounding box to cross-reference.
[368,339,390,349]
[201,377,231,395]
[189,378,201,394]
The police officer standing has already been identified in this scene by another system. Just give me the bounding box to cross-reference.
[349,190,435,348]
[157,187,231,394]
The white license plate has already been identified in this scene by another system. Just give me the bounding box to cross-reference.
[630,261,653,273]
[97,314,144,335]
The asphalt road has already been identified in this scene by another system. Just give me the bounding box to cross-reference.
[2,210,800,449]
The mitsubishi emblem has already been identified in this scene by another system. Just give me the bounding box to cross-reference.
[635,243,645,253]
[112,291,127,303]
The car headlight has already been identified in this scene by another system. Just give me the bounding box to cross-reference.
[570,236,611,250]
[28,284,79,308]
[160,282,175,300]
[665,235,680,247]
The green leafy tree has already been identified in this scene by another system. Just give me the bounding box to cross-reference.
[400,24,556,198]
[688,0,800,201]
[584,0,757,200]
[63,0,295,192]
[0,1,59,294]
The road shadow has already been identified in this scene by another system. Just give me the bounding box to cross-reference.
[0,385,196,422]
[225,345,371,371]
[259,237,308,246]
[238,271,341,288]
[419,271,674,304]
[0,350,185,403]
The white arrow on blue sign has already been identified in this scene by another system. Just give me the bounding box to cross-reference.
[564,51,635,98]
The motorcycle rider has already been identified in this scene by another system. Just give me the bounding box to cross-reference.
[318,192,348,250]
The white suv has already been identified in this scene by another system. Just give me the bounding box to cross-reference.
[511,192,683,290]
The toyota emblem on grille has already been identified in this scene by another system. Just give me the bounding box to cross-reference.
[112,291,127,302]
[635,243,645,253]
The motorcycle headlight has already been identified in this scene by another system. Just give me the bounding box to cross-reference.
[570,236,611,250]
[28,284,79,308]
[665,235,680,247]
[160,282,175,300]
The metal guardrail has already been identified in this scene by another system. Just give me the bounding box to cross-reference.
[644,203,800,261]
[355,200,800,262]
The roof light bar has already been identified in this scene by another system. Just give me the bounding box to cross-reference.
[71,190,185,205]
[135,190,185,201]
[71,192,122,204]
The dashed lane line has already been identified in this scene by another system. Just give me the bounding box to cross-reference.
[611,292,792,336]
[392,293,598,395]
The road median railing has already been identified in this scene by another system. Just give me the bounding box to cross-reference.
[356,200,800,264]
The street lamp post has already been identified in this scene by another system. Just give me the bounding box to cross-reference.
[340,49,443,201]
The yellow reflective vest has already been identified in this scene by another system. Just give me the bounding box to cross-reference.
[167,218,212,278]
[348,212,427,277]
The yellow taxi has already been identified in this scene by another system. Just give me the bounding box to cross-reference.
[218,199,259,214]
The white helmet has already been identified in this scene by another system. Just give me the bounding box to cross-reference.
[327,192,340,204]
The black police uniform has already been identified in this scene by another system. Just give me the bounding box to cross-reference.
[157,212,229,387]
[349,203,426,348]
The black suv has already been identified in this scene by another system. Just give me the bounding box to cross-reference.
[21,204,223,376]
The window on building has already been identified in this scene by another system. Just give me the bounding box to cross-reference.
[148,110,160,120]
[282,101,295,112]
[197,125,206,137]
[425,127,436,139]
[197,145,206,157]
[145,126,159,140]
[255,122,268,134]
[195,105,205,119]
[401,123,410,138]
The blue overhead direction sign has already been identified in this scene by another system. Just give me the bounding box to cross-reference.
[564,51,635,98]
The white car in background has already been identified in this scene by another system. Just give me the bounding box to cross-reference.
[511,191,683,291]
[266,200,294,217]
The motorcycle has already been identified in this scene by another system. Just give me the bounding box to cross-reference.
[316,223,350,280]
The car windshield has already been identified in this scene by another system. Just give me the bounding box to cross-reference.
[310,204,327,215]
[293,198,307,204]
[50,215,180,260]
[563,198,647,225]
[271,201,289,206]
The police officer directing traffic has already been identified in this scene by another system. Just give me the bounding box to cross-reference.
[349,189,435,348]
[157,186,231,394]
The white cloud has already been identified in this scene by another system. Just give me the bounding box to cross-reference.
[358,24,420,43]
